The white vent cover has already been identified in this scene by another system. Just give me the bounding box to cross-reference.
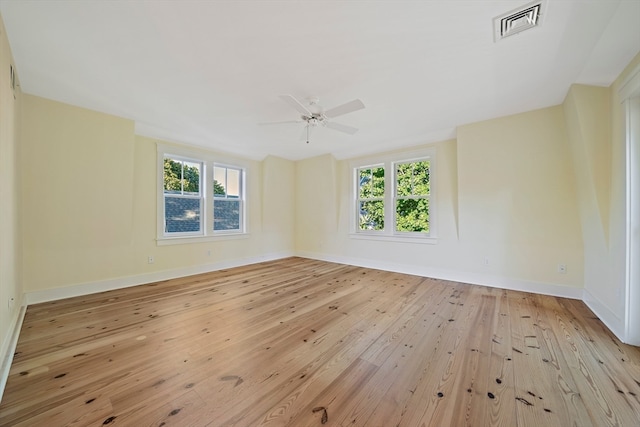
[494,1,545,42]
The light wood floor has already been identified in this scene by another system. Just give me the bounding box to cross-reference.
[1,258,639,426]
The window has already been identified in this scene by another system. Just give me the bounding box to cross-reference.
[213,166,243,232]
[158,145,247,243]
[352,148,436,242]
[357,166,385,231]
[395,160,430,233]
[163,156,203,234]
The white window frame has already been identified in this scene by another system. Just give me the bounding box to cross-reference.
[157,144,248,245]
[350,147,437,244]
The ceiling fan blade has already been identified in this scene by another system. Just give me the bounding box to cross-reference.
[279,94,312,116]
[324,99,365,118]
[325,121,359,135]
[258,120,303,126]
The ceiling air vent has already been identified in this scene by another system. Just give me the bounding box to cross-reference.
[494,1,545,42]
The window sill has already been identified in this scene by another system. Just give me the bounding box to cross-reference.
[157,232,249,246]
[349,232,437,245]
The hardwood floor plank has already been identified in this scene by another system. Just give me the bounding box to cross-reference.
[269,357,379,427]
[541,296,640,426]
[448,292,497,426]
[483,289,517,427]
[356,287,460,426]
[2,258,640,426]
[509,292,580,426]
[400,322,463,427]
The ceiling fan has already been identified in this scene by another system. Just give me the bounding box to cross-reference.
[260,95,365,143]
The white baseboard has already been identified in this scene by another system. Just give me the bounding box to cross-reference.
[26,251,294,305]
[0,295,26,403]
[582,288,625,341]
[295,251,584,300]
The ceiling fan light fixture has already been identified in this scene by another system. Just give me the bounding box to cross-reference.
[306,115,322,127]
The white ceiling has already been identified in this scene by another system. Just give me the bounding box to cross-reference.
[1,0,639,161]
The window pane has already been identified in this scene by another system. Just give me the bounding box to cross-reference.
[359,168,372,199]
[396,161,430,197]
[227,168,240,198]
[164,157,183,193]
[396,163,412,197]
[358,167,384,199]
[164,157,200,195]
[213,166,226,196]
[213,166,243,232]
[359,200,384,230]
[412,161,430,196]
[165,197,201,233]
[214,200,240,230]
[182,161,200,194]
[396,198,429,233]
[372,167,385,197]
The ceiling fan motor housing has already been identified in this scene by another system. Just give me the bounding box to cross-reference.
[304,114,325,127]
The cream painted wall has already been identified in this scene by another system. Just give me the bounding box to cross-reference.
[294,153,339,252]
[0,12,22,383]
[296,106,584,295]
[567,86,612,236]
[20,97,295,295]
[261,155,295,249]
[563,85,616,314]
[21,95,137,291]
[457,106,583,287]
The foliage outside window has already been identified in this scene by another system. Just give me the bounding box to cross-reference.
[357,166,385,231]
[395,160,430,233]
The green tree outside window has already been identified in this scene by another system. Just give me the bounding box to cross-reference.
[164,158,200,194]
[358,167,385,230]
[395,161,430,233]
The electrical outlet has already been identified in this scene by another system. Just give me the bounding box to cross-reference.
[207,250,211,257]
[483,257,490,266]
[558,264,567,274]
[148,256,155,264]
[8,297,15,310]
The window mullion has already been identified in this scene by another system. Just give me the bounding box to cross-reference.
[392,161,399,234]
[386,161,395,234]
[180,162,184,194]
[200,161,207,235]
